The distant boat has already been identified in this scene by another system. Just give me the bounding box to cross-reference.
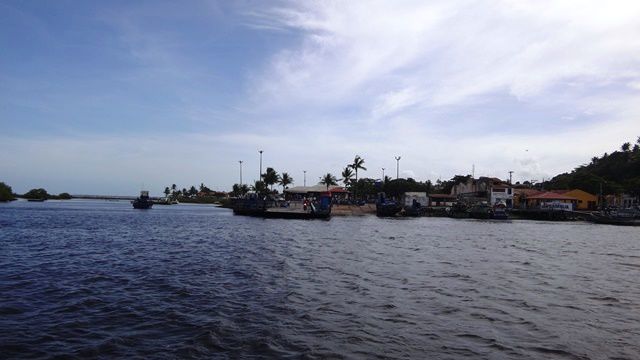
[589,209,640,226]
[132,190,153,209]
[376,193,402,217]
[492,201,509,220]
[233,193,331,219]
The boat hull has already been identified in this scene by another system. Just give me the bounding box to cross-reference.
[589,213,640,226]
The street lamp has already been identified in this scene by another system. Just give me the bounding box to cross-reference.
[395,156,401,179]
[258,150,263,183]
[382,167,385,180]
[303,170,307,187]
[239,160,243,185]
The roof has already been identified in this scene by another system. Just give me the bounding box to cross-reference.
[553,189,596,197]
[526,192,578,201]
[428,193,456,199]
[514,188,543,197]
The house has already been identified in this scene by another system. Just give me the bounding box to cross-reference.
[513,188,543,208]
[524,192,578,210]
[428,193,456,207]
[553,189,598,210]
[451,176,514,207]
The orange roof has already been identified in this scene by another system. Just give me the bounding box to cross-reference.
[526,192,578,200]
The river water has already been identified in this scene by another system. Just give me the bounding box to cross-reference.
[1,199,639,359]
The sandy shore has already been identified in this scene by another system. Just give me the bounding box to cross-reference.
[331,204,376,216]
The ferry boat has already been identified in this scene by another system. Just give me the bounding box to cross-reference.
[132,190,153,209]
[233,193,332,219]
[376,193,402,217]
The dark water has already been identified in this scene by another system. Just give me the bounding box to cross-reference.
[1,200,639,359]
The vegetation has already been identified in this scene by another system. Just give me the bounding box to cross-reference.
[0,182,16,202]
[543,137,640,196]
[252,180,267,194]
[279,172,293,192]
[320,173,338,190]
[23,188,49,199]
[262,167,279,191]
[341,167,354,186]
[57,192,72,200]
[231,183,250,197]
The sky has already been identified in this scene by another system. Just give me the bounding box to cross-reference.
[2,0,640,195]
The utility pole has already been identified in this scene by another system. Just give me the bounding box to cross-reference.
[239,160,243,185]
[303,170,307,187]
[382,168,385,180]
[395,156,401,179]
[508,171,513,185]
[258,150,263,183]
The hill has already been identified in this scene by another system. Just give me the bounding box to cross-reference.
[543,137,640,196]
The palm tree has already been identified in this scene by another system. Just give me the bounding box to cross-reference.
[320,173,338,191]
[350,155,366,199]
[622,142,631,152]
[252,180,266,194]
[262,167,279,191]
[279,172,293,193]
[341,166,354,186]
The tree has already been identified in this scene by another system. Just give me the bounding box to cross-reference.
[320,173,338,190]
[171,184,177,193]
[182,188,187,197]
[341,167,354,186]
[189,186,198,197]
[622,142,631,152]
[23,188,49,200]
[232,184,249,197]
[262,167,279,190]
[349,155,367,199]
[279,172,293,192]
[0,182,15,202]
[58,192,72,200]
[164,187,170,197]
[252,180,267,194]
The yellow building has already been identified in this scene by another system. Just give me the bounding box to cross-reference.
[555,189,598,210]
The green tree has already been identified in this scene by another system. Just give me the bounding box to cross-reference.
[189,186,198,197]
[262,167,279,190]
[279,172,293,192]
[0,182,15,202]
[252,180,267,194]
[164,187,170,197]
[320,173,338,191]
[58,192,72,200]
[341,167,354,186]
[349,155,367,199]
[622,142,631,152]
[23,188,49,200]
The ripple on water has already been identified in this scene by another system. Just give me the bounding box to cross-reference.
[1,200,639,359]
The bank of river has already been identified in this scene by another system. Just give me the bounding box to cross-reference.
[1,199,638,359]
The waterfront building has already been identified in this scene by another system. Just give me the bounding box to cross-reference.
[553,189,598,210]
[428,193,456,207]
[450,177,514,207]
[524,192,578,210]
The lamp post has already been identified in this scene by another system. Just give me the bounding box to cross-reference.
[395,156,401,179]
[258,150,263,183]
[239,160,243,185]
[303,170,307,187]
[382,167,385,180]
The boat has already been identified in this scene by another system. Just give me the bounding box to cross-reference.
[376,193,402,217]
[492,201,509,220]
[468,203,492,219]
[589,208,640,226]
[132,190,153,209]
[233,193,332,219]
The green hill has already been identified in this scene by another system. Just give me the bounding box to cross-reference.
[544,137,640,196]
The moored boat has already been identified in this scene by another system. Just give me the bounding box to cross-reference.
[376,193,402,217]
[589,209,640,226]
[132,190,153,209]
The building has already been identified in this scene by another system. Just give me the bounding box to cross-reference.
[553,189,598,210]
[428,193,456,207]
[284,185,349,200]
[524,192,578,210]
[451,177,514,207]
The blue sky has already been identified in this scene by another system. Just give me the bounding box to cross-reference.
[2,0,640,195]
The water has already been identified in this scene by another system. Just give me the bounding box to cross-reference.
[1,199,639,359]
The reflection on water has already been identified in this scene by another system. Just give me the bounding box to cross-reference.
[1,200,639,359]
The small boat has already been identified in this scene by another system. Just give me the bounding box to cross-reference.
[376,193,402,217]
[492,201,509,220]
[589,209,640,226]
[132,190,153,209]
